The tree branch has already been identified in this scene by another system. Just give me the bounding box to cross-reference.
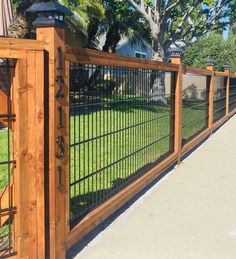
[128,0,160,37]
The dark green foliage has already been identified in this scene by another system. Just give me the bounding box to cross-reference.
[225,30,236,72]
[183,32,232,72]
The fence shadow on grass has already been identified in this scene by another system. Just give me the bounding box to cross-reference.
[67,160,176,259]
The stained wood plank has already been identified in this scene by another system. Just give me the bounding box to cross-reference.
[171,57,183,163]
[184,66,213,76]
[214,71,227,77]
[225,69,230,115]
[36,26,68,259]
[0,38,44,50]
[65,46,179,72]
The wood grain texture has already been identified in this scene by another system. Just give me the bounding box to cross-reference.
[171,57,183,163]
[225,69,230,115]
[65,46,179,71]
[214,71,227,77]
[0,38,45,50]
[206,66,214,133]
[36,27,68,259]
[13,51,45,258]
[184,66,213,76]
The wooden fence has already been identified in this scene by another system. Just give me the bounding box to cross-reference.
[0,24,236,259]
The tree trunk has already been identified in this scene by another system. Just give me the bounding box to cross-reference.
[85,18,100,48]
[88,25,121,90]
[102,25,121,53]
[149,41,168,104]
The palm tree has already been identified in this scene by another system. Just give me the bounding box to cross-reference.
[98,0,151,53]
[8,0,104,38]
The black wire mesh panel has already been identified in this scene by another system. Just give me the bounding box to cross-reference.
[213,76,227,123]
[182,74,209,146]
[69,63,175,227]
[0,59,16,257]
[229,78,236,113]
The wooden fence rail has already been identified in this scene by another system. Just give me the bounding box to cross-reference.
[0,28,236,259]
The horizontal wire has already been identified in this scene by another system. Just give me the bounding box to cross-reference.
[70,112,175,147]
[182,101,209,111]
[70,132,174,187]
[182,113,209,129]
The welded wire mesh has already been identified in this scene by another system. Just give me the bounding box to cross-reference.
[229,78,236,113]
[182,74,209,146]
[213,76,227,123]
[69,63,175,227]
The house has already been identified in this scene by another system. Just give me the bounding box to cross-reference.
[98,34,154,59]
[116,36,153,59]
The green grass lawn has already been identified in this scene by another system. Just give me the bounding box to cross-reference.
[0,129,12,192]
[69,96,209,224]
[0,96,211,226]
[0,128,13,251]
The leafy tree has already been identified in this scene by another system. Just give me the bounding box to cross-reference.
[127,0,233,61]
[183,32,227,71]
[226,30,236,72]
[126,0,234,102]
[183,30,236,72]
[63,0,151,52]
[9,0,104,38]
[94,0,151,52]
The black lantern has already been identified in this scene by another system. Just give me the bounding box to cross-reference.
[170,47,183,58]
[206,58,214,67]
[224,64,230,71]
[26,1,72,28]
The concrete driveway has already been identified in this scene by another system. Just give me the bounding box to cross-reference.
[69,116,236,259]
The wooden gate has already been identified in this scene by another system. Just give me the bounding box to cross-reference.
[0,39,46,258]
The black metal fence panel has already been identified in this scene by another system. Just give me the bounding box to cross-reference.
[229,78,236,113]
[213,76,227,123]
[69,63,175,228]
[182,74,209,146]
[0,59,16,258]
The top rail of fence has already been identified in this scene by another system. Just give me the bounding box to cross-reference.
[184,66,213,76]
[65,46,179,72]
[215,71,227,77]
[0,38,45,51]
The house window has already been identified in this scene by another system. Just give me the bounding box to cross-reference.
[134,51,147,59]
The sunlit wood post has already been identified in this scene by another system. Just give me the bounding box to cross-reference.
[224,65,230,116]
[14,51,45,258]
[26,2,72,258]
[171,48,183,164]
[206,58,214,133]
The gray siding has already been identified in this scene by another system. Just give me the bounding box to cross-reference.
[116,40,153,59]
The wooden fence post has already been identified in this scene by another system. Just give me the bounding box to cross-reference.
[14,51,45,258]
[171,48,183,164]
[26,2,71,258]
[224,65,230,116]
[206,59,214,133]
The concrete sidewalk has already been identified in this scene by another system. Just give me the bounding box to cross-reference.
[70,116,236,259]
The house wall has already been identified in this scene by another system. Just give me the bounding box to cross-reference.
[116,40,153,59]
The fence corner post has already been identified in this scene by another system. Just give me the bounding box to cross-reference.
[206,59,214,134]
[224,65,230,116]
[27,2,71,258]
[171,48,183,164]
